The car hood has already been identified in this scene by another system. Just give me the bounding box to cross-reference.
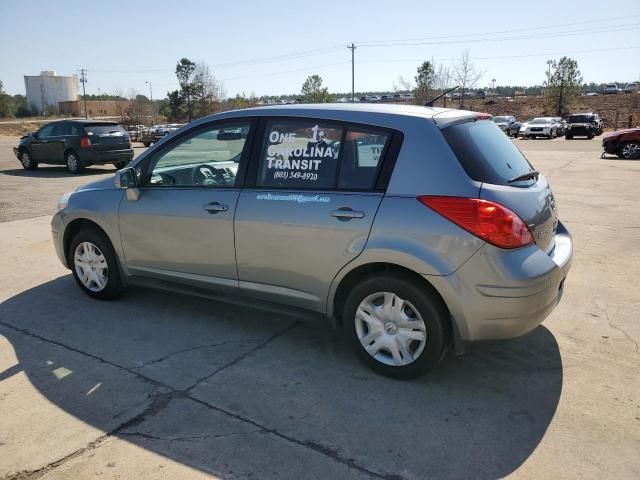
[603,128,640,139]
[76,176,117,192]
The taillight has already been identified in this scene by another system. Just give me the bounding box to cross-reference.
[417,196,534,249]
[79,136,91,148]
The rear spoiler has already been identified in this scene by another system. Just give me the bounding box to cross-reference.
[432,110,492,129]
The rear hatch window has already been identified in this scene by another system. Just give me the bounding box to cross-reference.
[84,123,128,149]
[441,119,558,252]
[441,119,533,185]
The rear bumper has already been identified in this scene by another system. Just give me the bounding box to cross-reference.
[428,221,573,341]
[79,148,134,165]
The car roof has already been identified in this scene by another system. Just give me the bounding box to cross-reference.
[220,103,452,119]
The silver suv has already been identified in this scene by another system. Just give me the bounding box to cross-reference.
[51,104,573,379]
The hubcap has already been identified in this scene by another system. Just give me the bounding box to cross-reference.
[68,154,78,170]
[355,292,427,367]
[622,143,639,159]
[21,152,30,166]
[74,242,108,292]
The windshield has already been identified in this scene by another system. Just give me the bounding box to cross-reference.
[493,116,508,122]
[529,119,549,124]
[569,115,593,123]
[441,119,535,186]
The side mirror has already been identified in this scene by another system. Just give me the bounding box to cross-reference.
[33,131,40,138]
[114,167,141,201]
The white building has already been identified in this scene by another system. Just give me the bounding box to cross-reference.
[24,71,79,114]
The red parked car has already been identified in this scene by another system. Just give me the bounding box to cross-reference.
[602,128,640,159]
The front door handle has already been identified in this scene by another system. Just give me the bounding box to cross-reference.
[331,207,365,220]
[203,202,228,213]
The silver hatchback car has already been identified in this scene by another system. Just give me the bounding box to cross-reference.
[52,104,572,378]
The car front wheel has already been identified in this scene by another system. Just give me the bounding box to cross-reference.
[69,228,123,300]
[20,150,38,170]
[343,274,448,379]
[113,161,127,170]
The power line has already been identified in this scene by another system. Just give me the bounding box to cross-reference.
[219,61,350,82]
[355,14,640,45]
[358,24,638,48]
[357,46,640,64]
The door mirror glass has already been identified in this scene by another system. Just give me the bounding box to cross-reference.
[115,167,137,189]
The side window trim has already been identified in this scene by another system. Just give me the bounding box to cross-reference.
[244,116,400,193]
[138,118,257,189]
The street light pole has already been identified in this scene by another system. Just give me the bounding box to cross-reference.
[145,81,154,125]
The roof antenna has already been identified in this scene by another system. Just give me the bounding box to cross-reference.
[425,85,459,107]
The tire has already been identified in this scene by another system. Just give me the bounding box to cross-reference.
[143,142,151,147]
[513,130,518,138]
[587,133,594,140]
[565,133,572,140]
[343,273,448,379]
[65,150,84,174]
[618,142,640,160]
[547,132,553,139]
[19,149,38,170]
[69,228,123,300]
[113,160,127,170]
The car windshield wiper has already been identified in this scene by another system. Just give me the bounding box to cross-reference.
[508,170,539,183]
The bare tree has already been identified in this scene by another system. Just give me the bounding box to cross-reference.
[193,61,225,117]
[453,49,483,108]
[393,75,414,93]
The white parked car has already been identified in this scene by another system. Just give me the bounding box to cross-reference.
[520,118,558,139]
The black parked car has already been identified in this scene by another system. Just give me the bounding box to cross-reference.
[565,113,598,139]
[13,120,134,173]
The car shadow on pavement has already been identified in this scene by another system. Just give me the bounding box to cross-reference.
[0,276,563,479]
[1,166,114,178]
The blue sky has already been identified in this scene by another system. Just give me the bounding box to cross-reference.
[1,0,638,98]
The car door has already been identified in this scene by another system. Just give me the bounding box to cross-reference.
[118,120,255,291]
[234,118,396,312]
[30,123,55,161]
[47,122,69,161]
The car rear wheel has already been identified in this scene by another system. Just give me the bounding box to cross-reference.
[65,150,84,174]
[619,142,640,160]
[343,274,448,379]
[20,150,38,170]
[69,228,123,300]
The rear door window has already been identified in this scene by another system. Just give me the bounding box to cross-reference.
[256,120,390,190]
[257,120,343,189]
[441,119,534,185]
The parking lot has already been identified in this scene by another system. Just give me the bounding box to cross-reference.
[0,134,638,479]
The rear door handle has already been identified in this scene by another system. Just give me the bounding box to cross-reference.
[203,201,228,213]
[331,207,365,220]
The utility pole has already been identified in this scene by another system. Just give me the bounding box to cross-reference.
[40,83,45,116]
[347,43,356,103]
[145,81,154,125]
[79,69,88,119]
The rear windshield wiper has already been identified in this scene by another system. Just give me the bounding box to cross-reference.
[508,170,539,183]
